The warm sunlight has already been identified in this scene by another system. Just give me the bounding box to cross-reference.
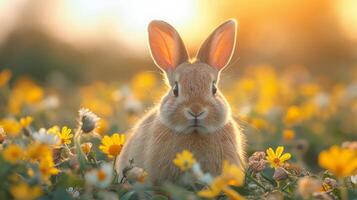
[41,0,208,53]
[335,0,357,40]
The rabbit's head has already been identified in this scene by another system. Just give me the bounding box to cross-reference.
[148,20,237,134]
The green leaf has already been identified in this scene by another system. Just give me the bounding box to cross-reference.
[120,190,137,200]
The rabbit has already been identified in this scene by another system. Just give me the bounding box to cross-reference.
[116,19,246,184]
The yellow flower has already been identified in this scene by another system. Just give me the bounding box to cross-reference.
[57,126,73,145]
[0,119,21,136]
[250,118,268,130]
[198,161,245,200]
[96,119,109,136]
[99,133,126,158]
[10,182,42,200]
[26,143,52,162]
[0,69,11,87]
[19,116,33,128]
[47,125,60,134]
[266,146,291,168]
[81,142,93,154]
[283,129,295,141]
[318,145,357,177]
[173,150,196,171]
[284,106,303,125]
[39,157,59,181]
[2,144,23,164]
[131,72,157,101]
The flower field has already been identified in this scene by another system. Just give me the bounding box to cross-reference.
[0,65,356,200]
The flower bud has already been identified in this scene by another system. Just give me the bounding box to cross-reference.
[78,108,100,133]
[322,178,337,191]
[273,167,288,181]
[297,177,322,199]
[248,151,267,172]
[81,142,92,154]
[126,167,148,183]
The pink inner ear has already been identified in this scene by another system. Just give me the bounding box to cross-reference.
[209,26,235,69]
[148,21,188,71]
[197,20,236,70]
[150,26,176,69]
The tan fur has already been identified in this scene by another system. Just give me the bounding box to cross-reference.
[116,19,246,185]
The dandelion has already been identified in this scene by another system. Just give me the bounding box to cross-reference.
[19,116,33,128]
[32,128,60,145]
[2,144,23,164]
[266,146,291,168]
[198,161,245,200]
[318,145,357,177]
[57,126,73,145]
[173,150,196,171]
[282,129,295,141]
[0,119,21,136]
[99,133,126,158]
[85,163,113,188]
[79,108,100,133]
[10,182,42,200]
[38,157,59,181]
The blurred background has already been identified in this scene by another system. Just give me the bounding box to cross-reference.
[1,0,357,82]
[0,0,356,170]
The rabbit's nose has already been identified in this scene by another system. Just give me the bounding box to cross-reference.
[184,107,208,120]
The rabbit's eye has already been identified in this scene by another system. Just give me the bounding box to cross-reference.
[212,81,217,95]
[173,82,179,97]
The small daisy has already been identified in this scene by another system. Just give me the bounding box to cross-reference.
[85,163,113,188]
[32,128,60,146]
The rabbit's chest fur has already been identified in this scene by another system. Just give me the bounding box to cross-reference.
[117,109,245,184]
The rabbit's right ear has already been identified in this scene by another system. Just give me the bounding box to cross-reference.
[148,20,189,72]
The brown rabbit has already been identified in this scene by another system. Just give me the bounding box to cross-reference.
[116,19,246,184]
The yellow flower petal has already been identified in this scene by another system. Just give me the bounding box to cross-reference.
[280,153,291,162]
[275,146,284,158]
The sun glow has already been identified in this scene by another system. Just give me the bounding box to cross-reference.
[335,0,357,40]
[40,0,210,53]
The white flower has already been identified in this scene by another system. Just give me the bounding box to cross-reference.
[192,163,213,184]
[85,163,113,188]
[351,174,357,184]
[32,128,60,145]
[66,187,80,198]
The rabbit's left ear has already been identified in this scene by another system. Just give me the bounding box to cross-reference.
[197,20,237,70]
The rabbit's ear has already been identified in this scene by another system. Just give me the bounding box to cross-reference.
[148,20,189,71]
[197,20,237,70]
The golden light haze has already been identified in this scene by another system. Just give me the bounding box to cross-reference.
[1,0,357,56]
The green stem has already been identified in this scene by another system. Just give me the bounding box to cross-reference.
[247,173,266,191]
[339,178,348,200]
[74,128,88,171]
